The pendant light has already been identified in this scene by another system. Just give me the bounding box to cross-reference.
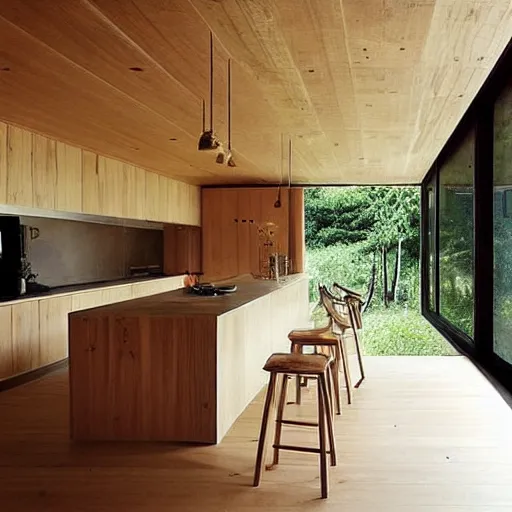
[198,32,220,151]
[274,136,292,208]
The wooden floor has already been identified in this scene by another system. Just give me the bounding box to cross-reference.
[1,356,511,511]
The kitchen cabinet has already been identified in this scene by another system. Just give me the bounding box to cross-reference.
[39,295,72,366]
[202,187,293,280]
[163,224,201,275]
[11,301,40,375]
[0,306,13,379]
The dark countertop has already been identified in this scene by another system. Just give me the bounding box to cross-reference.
[0,274,184,306]
[70,274,307,318]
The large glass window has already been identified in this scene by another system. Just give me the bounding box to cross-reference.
[426,176,436,311]
[438,129,475,339]
[493,80,512,365]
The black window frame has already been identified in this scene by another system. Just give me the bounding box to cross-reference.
[421,38,512,393]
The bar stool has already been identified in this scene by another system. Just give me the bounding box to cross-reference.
[253,353,336,499]
[288,323,343,415]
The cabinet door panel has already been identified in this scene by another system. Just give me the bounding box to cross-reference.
[12,301,40,374]
[39,296,72,366]
[0,306,13,379]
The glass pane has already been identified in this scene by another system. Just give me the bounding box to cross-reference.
[427,179,436,311]
[439,129,475,339]
[494,80,512,364]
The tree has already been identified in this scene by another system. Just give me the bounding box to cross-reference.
[305,186,420,308]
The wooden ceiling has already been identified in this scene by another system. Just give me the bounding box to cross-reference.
[0,1,511,186]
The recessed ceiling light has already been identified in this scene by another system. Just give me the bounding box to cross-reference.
[129,67,144,72]
[400,47,405,51]
[308,69,315,73]
[169,138,178,141]
[0,67,10,71]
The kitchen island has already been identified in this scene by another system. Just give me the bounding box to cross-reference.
[69,274,309,443]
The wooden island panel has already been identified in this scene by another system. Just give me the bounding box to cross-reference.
[69,275,309,443]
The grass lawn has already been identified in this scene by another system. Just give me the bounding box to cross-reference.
[312,305,457,356]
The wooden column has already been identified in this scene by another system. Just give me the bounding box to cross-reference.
[289,188,305,273]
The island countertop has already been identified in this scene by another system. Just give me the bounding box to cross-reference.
[68,273,310,443]
[71,273,307,318]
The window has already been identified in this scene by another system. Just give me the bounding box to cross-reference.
[426,176,436,311]
[493,79,512,365]
[438,129,475,339]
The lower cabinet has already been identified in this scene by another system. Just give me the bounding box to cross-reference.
[0,277,185,382]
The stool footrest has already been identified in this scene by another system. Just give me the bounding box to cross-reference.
[273,444,321,454]
[279,419,319,427]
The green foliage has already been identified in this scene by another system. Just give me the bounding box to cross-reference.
[306,242,371,302]
[362,307,457,356]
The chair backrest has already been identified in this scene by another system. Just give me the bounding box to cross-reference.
[332,283,364,329]
[319,284,351,332]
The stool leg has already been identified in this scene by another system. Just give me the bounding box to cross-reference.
[291,343,302,405]
[272,374,289,466]
[338,334,353,405]
[253,372,278,487]
[320,373,337,467]
[332,344,342,413]
[348,307,365,388]
[317,377,329,499]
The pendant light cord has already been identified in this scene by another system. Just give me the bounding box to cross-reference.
[209,32,214,131]
[228,59,232,151]
[288,138,292,187]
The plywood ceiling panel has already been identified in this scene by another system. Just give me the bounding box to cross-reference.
[0,0,510,186]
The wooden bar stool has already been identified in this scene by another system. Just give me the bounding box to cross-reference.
[288,324,342,415]
[333,283,366,387]
[253,353,336,499]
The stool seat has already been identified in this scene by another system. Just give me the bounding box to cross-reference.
[263,353,330,375]
[288,327,338,344]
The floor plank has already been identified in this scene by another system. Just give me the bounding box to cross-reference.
[0,356,511,511]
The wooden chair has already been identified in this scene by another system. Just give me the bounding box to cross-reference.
[332,283,366,387]
[253,353,336,499]
[318,285,354,405]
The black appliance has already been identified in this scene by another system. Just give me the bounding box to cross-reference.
[0,216,23,299]
[188,283,237,296]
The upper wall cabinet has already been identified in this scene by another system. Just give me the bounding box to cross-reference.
[0,122,200,227]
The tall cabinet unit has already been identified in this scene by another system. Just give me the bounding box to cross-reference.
[202,187,303,281]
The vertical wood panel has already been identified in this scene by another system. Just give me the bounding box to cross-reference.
[32,134,57,210]
[39,296,72,366]
[0,306,13,379]
[82,150,101,215]
[7,125,33,206]
[158,175,169,222]
[102,157,124,218]
[145,172,159,221]
[11,301,40,374]
[123,164,145,219]
[56,142,82,212]
[167,178,178,223]
[0,122,7,204]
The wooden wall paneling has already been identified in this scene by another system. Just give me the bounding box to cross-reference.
[163,225,201,275]
[158,175,169,222]
[11,301,40,374]
[0,306,13,379]
[39,295,72,366]
[101,157,124,218]
[289,187,305,272]
[145,172,159,221]
[166,178,178,223]
[237,188,261,275]
[123,164,145,220]
[81,150,101,215]
[0,122,7,204]
[56,141,82,212]
[201,188,239,280]
[32,134,57,210]
[6,125,33,207]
